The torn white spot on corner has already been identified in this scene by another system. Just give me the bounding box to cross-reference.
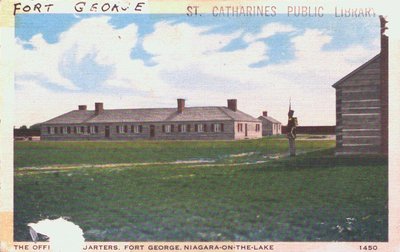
[28,217,85,252]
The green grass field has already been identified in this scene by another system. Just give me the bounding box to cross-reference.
[14,136,388,241]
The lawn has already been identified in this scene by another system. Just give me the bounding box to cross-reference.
[14,137,388,241]
[14,135,331,168]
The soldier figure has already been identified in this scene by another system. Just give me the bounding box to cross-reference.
[287,109,297,157]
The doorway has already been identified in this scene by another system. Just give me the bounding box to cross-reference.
[150,125,155,138]
[105,126,110,138]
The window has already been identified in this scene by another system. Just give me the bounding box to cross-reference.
[164,125,171,133]
[90,126,96,134]
[67,127,71,134]
[60,127,64,134]
[214,123,222,132]
[196,124,204,132]
[95,126,99,134]
[132,125,140,134]
[49,127,55,135]
[237,123,243,132]
[256,124,261,132]
[76,126,81,134]
[81,126,85,134]
[177,124,187,133]
[124,125,128,133]
[187,124,191,132]
[54,127,58,134]
[117,125,124,134]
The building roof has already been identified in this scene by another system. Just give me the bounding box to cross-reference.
[42,110,96,124]
[332,53,380,88]
[257,115,281,124]
[41,106,261,125]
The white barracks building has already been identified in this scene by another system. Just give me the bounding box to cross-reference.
[40,99,262,141]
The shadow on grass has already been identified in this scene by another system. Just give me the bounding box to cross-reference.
[260,148,388,171]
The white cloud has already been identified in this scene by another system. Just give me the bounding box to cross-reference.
[15,17,379,127]
[57,16,138,65]
[142,21,243,69]
[243,22,296,43]
[16,16,168,93]
[16,34,78,90]
[292,29,332,57]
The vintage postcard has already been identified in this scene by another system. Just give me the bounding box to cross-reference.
[1,0,399,251]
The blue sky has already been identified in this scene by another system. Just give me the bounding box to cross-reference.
[15,14,379,126]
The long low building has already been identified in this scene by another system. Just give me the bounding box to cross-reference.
[40,99,262,141]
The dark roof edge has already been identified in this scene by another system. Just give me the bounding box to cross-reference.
[332,53,380,88]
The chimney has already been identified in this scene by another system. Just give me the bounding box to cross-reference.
[263,111,268,117]
[227,99,237,111]
[95,102,104,115]
[177,99,185,113]
[78,105,87,111]
[379,15,388,155]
